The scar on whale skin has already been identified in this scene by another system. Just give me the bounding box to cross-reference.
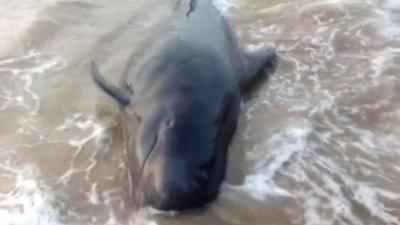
[186,0,197,17]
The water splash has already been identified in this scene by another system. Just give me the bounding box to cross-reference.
[0,167,61,225]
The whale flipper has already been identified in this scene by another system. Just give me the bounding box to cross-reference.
[240,48,277,90]
[91,61,132,106]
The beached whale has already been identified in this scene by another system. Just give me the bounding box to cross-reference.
[91,0,276,211]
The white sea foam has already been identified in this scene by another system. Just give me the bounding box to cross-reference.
[0,50,68,224]
[0,168,61,225]
[0,49,66,116]
[213,0,237,15]
[352,184,400,225]
[56,114,106,184]
[236,1,400,225]
[241,121,312,199]
[381,0,400,39]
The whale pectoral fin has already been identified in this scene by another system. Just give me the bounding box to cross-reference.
[240,47,278,91]
[90,60,132,106]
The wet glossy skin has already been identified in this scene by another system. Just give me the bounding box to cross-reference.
[131,91,240,210]
[124,51,241,210]
[92,0,274,211]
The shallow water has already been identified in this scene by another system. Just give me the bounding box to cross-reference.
[1,0,400,224]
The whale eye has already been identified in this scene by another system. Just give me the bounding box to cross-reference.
[135,112,142,123]
[166,118,174,127]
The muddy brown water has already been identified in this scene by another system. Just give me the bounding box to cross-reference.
[1,0,400,224]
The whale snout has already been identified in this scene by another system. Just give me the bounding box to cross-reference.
[148,179,213,210]
[131,97,232,211]
[135,161,217,211]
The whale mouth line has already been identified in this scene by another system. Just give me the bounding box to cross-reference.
[133,132,159,206]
